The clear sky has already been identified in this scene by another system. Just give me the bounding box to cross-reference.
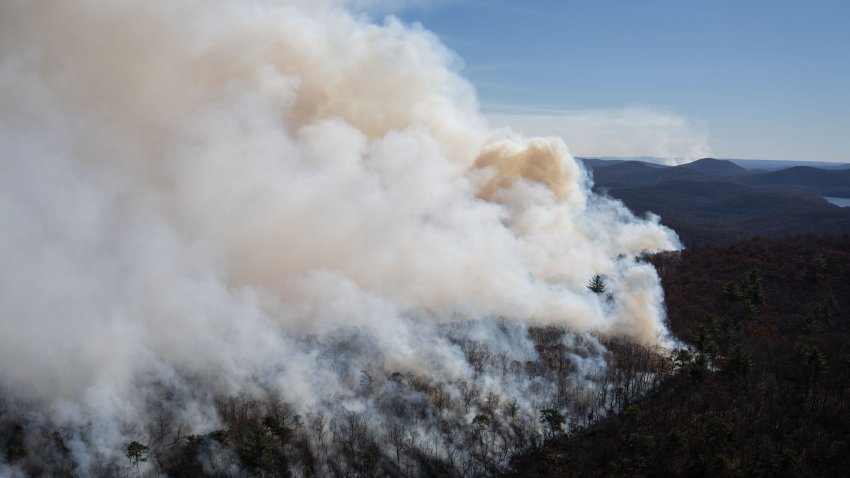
[389,0,850,162]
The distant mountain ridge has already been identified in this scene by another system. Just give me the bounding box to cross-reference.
[741,166,850,197]
[578,157,850,247]
[588,158,753,189]
[577,156,850,171]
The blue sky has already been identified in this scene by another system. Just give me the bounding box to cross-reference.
[389,0,850,162]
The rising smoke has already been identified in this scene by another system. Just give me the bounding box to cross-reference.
[0,0,679,475]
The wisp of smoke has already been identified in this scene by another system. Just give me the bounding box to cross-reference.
[0,0,679,475]
[487,106,714,163]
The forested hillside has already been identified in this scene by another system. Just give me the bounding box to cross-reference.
[513,236,850,477]
[6,236,847,476]
[0,328,673,477]
[581,158,850,247]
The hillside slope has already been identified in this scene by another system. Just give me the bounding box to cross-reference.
[609,180,850,246]
[511,236,850,477]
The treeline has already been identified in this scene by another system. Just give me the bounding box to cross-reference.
[513,235,850,477]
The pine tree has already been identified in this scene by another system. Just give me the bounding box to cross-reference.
[539,408,566,438]
[239,425,275,474]
[587,275,606,294]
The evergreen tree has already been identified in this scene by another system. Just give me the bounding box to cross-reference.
[126,441,148,472]
[587,275,606,294]
[239,425,275,474]
[539,408,566,438]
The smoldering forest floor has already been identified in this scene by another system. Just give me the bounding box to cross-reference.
[0,321,674,477]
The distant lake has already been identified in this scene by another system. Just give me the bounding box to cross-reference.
[824,196,850,207]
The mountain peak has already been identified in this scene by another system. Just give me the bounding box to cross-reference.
[677,157,750,176]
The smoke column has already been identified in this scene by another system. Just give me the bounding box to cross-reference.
[0,0,679,474]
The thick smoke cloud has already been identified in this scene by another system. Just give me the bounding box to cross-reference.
[0,0,679,474]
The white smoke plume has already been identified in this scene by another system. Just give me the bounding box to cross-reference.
[487,106,713,163]
[0,0,679,474]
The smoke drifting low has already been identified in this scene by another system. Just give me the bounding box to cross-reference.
[0,0,679,474]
